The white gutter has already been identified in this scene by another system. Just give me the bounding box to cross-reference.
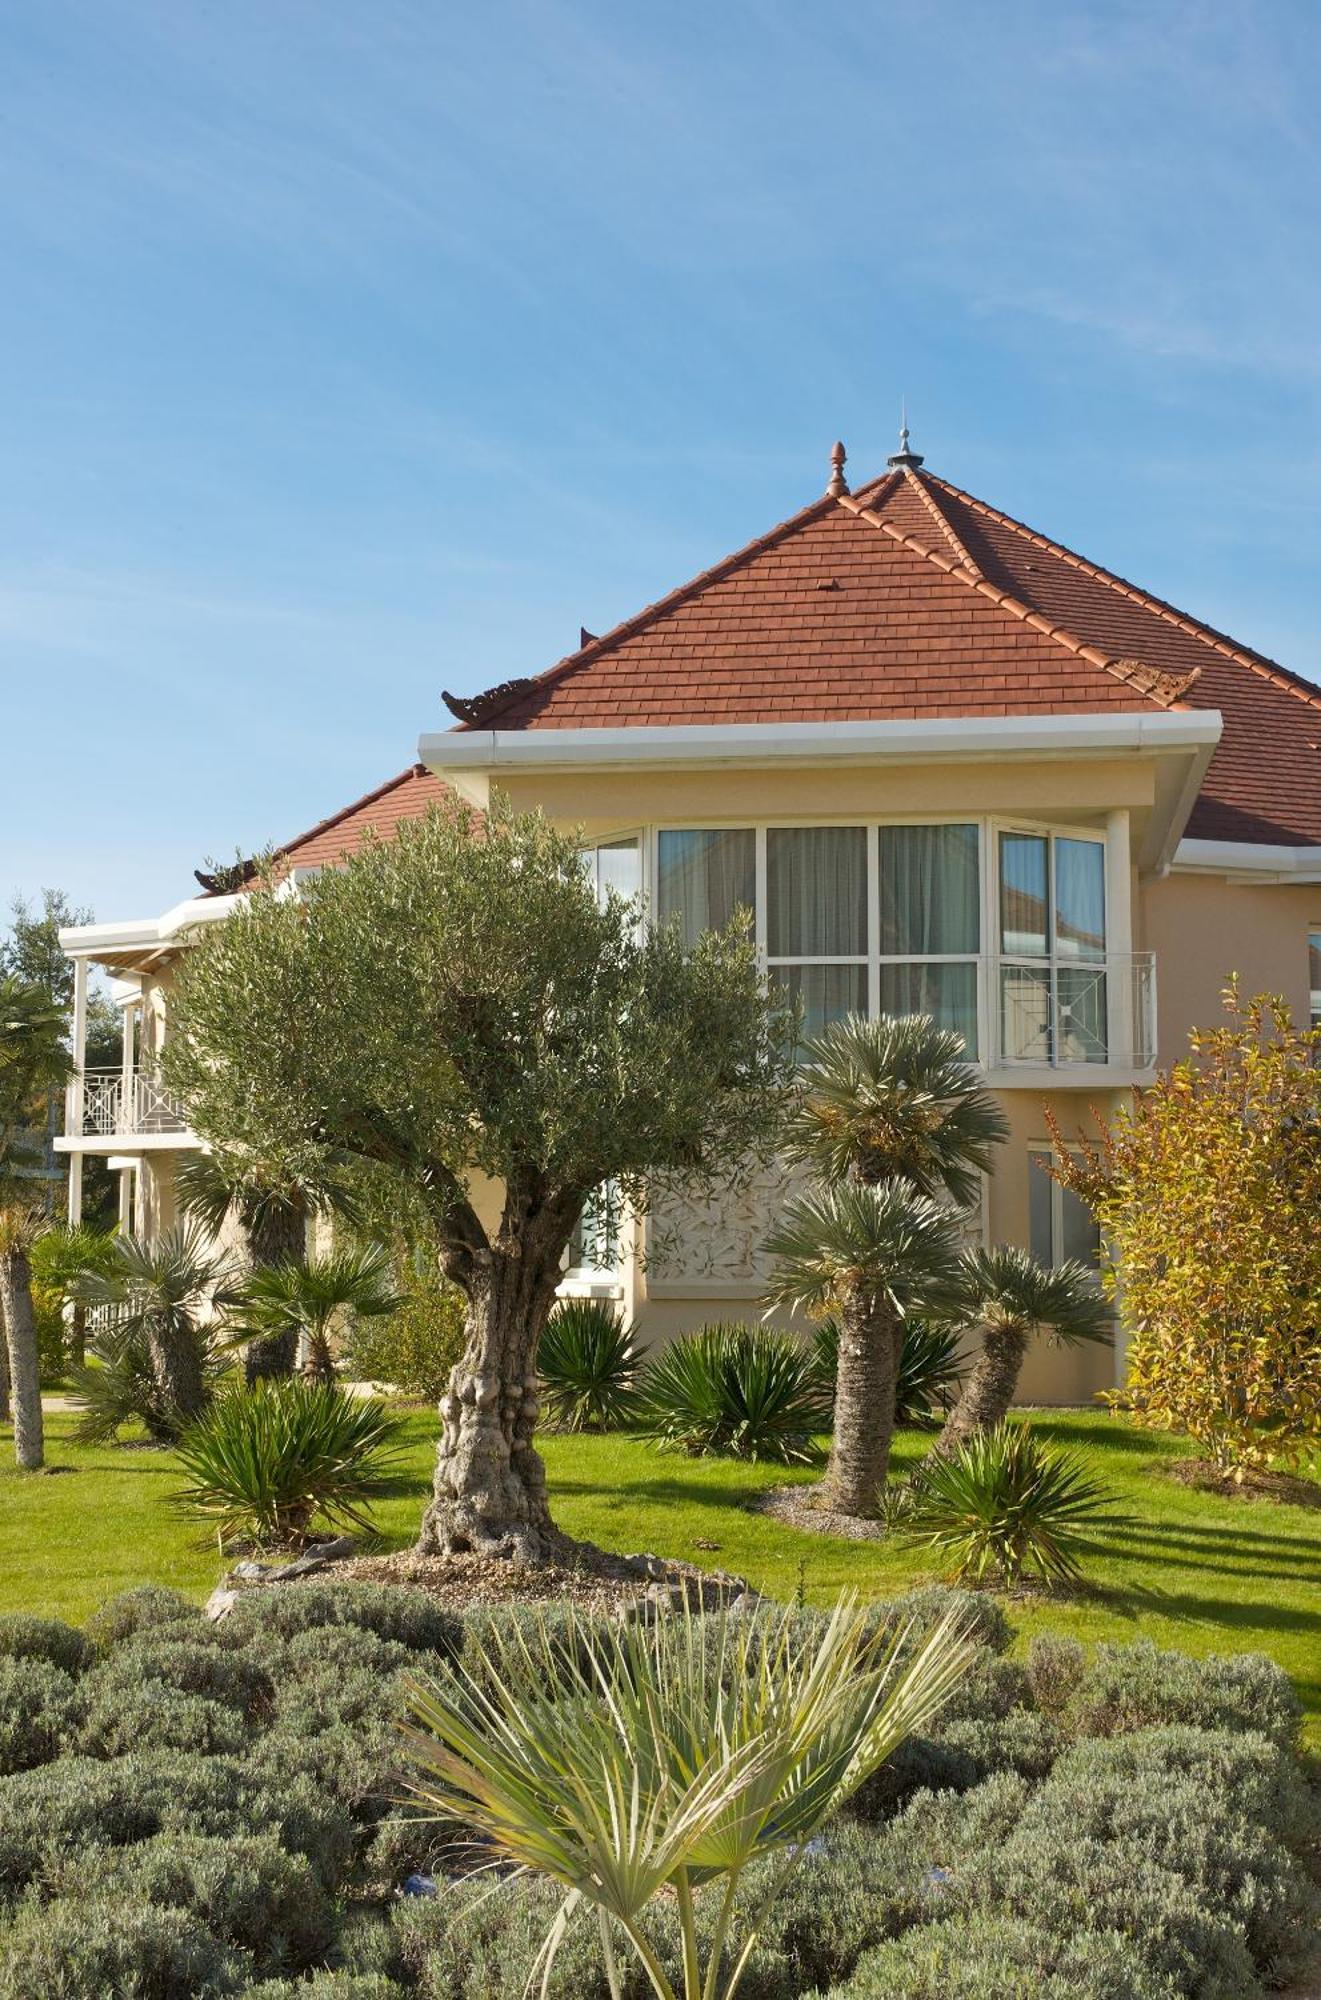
[1172,838,1321,884]
[421,709,1223,786]
[59,893,243,959]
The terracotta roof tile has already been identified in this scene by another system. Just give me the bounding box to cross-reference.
[454,461,1320,847]
[270,765,453,873]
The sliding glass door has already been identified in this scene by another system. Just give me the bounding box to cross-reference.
[998,831,1107,1063]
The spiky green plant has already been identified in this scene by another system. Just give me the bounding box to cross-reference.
[68,1311,230,1446]
[402,1593,977,2000]
[636,1322,830,1464]
[898,1421,1120,1588]
[70,1224,236,1438]
[936,1245,1111,1455]
[537,1298,643,1432]
[172,1379,406,1548]
[810,1314,964,1429]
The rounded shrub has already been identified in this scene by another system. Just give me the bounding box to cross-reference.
[252,1717,400,1817]
[246,1980,408,2000]
[84,1584,201,1652]
[0,1611,94,1677]
[51,1831,336,1977]
[636,1321,831,1463]
[865,1584,1012,1657]
[1047,1724,1318,1855]
[1024,1631,1086,1713]
[1066,1641,1301,1752]
[225,1581,462,1658]
[817,1915,1185,2000]
[97,1633,276,1717]
[0,1752,254,1893]
[0,1895,246,1999]
[78,1681,254,1759]
[281,1620,413,1680]
[0,1657,83,1774]
[889,1771,1033,1865]
[340,1261,466,1404]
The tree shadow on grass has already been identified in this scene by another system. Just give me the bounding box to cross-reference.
[1097,1517,1321,1584]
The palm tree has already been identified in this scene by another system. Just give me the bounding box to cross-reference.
[73,1224,234,1432]
[235,1244,406,1386]
[767,1015,1008,1518]
[403,1594,976,2000]
[764,1180,965,1514]
[934,1246,1111,1456]
[0,976,74,1468]
[784,1014,1008,1203]
[31,1224,119,1369]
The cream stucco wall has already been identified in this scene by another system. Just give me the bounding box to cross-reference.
[1140,872,1319,1067]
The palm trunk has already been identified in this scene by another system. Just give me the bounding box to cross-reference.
[147,1316,208,1431]
[0,1249,44,1468]
[302,1332,336,1387]
[0,1293,11,1422]
[418,1227,565,1560]
[819,1286,901,1516]
[69,1300,87,1371]
[934,1323,1028,1456]
[244,1200,305,1385]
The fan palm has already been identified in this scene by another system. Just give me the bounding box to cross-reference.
[784,1014,1008,1203]
[935,1246,1111,1457]
[402,1593,977,2000]
[233,1243,406,1386]
[30,1224,119,1369]
[764,1180,965,1514]
[72,1224,235,1433]
[0,976,74,1468]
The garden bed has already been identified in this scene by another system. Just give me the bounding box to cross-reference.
[0,1577,1316,1998]
[275,1543,754,1617]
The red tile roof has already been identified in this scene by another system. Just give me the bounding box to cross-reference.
[460,463,1321,846]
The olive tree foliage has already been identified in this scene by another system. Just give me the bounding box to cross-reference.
[1049,986,1321,1477]
[164,800,795,1558]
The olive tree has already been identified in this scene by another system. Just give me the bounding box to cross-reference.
[165,800,793,1559]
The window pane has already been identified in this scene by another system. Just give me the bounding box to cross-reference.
[1061,1182,1101,1271]
[879,824,980,955]
[766,827,866,958]
[1000,834,1048,956]
[657,830,755,949]
[569,1183,620,1272]
[879,961,979,1056]
[771,964,867,1042]
[1310,932,1321,1028]
[1028,1157,1054,1266]
[998,963,1052,1062]
[1055,838,1106,959]
[595,838,639,905]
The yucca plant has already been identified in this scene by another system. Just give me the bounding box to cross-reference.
[897,1421,1120,1589]
[810,1314,964,1429]
[172,1378,406,1548]
[636,1322,831,1464]
[538,1298,643,1432]
[402,1594,977,2000]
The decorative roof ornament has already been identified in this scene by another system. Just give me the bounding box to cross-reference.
[826,439,849,497]
[887,402,924,470]
[442,679,537,726]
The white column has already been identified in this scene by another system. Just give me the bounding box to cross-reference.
[120,997,136,1132]
[1104,808,1133,1065]
[67,957,89,1226]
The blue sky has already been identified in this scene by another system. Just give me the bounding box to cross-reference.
[4,1,1321,920]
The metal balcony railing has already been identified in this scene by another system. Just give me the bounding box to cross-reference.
[990,950,1156,1070]
[72,1068,189,1138]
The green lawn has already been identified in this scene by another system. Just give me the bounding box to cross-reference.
[4,1408,1319,1740]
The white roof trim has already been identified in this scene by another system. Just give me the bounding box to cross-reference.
[58,894,243,958]
[421,710,1222,788]
[1172,838,1321,884]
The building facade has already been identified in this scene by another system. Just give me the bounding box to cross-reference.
[59,439,1321,1404]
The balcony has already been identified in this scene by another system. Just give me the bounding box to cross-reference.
[989,950,1155,1073]
[67,1068,190,1141]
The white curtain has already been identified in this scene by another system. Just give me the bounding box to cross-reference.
[766,827,867,957]
[657,829,755,948]
[1054,838,1106,959]
[880,824,980,955]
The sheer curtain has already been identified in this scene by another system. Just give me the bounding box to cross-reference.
[766,827,866,957]
[878,824,980,1053]
[657,830,755,948]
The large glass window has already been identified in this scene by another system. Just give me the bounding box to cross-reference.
[657,830,755,950]
[999,831,1108,1063]
[1029,1152,1102,1275]
[582,837,640,909]
[878,823,980,1054]
[766,827,867,1038]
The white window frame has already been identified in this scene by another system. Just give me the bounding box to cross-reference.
[647,814,1116,1070]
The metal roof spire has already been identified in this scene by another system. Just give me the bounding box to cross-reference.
[887,401,924,470]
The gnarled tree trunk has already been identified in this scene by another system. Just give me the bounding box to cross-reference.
[819,1287,901,1516]
[418,1194,577,1561]
[934,1323,1028,1456]
[0,1249,44,1469]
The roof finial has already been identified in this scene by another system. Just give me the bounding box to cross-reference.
[887,401,924,471]
[826,439,849,498]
